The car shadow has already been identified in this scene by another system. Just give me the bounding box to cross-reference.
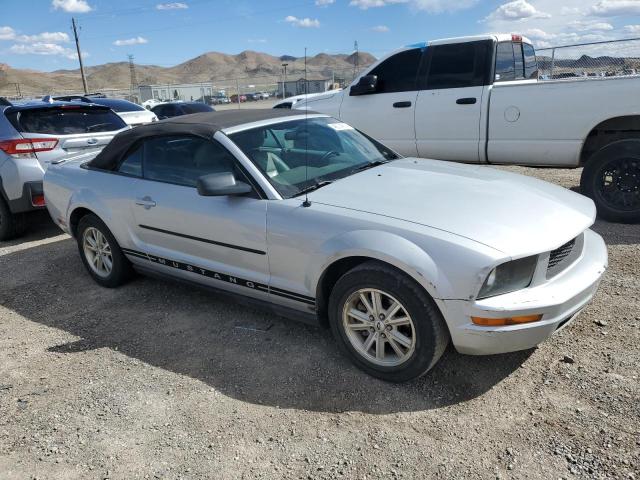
[1,238,533,414]
[0,211,63,248]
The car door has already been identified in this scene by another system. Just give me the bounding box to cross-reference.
[339,48,423,157]
[414,41,492,163]
[129,134,270,301]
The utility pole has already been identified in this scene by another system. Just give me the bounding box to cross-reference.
[281,63,288,99]
[128,54,138,101]
[353,41,359,79]
[71,18,88,94]
[236,77,240,109]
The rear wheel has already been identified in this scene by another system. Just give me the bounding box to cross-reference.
[581,139,640,223]
[328,261,449,382]
[76,214,133,287]
[0,197,26,241]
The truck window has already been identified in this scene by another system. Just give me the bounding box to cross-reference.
[523,43,538,79]
[368,48,422,94]
[514,43,525,80]
[495,42,516,82]
[422,41,491,90]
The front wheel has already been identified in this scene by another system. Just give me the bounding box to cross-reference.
[328,261,450,382]
[581,139,640,224]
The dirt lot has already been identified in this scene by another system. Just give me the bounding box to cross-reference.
[0,166,638,480]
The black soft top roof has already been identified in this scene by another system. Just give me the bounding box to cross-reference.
[88,109,313,171]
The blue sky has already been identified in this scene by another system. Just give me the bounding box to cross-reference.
[2,0,640,71]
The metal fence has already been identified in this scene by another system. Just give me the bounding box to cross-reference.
[0,66,365,105]
[536,37,640,80]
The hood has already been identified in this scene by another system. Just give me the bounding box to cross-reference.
[295,90,342,108]
[117,110,157,126]
[308,158,596,255]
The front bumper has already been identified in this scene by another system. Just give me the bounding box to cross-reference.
[442,228,608,355]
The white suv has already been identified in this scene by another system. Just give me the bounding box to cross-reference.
[0,97,128,240]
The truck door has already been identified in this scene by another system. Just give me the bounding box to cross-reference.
[414,40,492,163]
[339,48,424,157]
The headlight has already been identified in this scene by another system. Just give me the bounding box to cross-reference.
[477,255,538,299]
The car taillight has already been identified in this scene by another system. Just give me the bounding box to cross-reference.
[0,138,59,156]
[31,193,46,207]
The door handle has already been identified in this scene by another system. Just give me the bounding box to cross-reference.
[456,97,477,105]
[393,101,412,108]
[135,196,156,209]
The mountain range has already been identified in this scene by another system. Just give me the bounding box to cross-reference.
[0,50,377,97]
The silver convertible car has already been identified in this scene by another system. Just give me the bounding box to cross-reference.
[44,110,608,382]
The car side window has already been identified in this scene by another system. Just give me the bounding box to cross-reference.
[142,136,239,188]
[423,41,490,90]
[495,42,516,82]
[118,144,143,177]
[368,48,422,94]
[523,43,538,79]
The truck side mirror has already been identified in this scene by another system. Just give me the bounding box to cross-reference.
[350,75,378,96]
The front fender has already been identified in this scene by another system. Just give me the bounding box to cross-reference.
[308,229,454,301]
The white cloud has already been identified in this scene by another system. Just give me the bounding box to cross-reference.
[9,42,80,60]
[0,26,16,40]
[483,0,622,50]
[591,0,640,16]
[569,20,614,31]
[284,16,320,28]
[371,25,390,32]
[484,0,550,22]
[248,38,267,43]
[156,2,188,9]
[16,32,70,43]
[51,0,92,13]
[624,24,640,33]
[349,0,407,9]
[410,0,479,13]
[315,0,335,5]
[113,36,149,46]
[349,0,477,12]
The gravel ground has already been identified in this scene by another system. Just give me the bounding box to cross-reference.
[0,166,638,480]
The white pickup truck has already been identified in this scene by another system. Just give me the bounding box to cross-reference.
[294,34,640,223]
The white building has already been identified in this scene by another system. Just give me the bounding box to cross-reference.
[277,77,332,97]
[139,83,214,102]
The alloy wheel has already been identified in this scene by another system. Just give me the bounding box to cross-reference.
[599,157,640,211]
[342,288,416,367]
[83,227,113,278]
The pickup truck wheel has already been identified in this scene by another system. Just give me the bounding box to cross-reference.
[581,139,640,223]
[0,197,26,241]
[76,214,133,288]
[328,261,449,382]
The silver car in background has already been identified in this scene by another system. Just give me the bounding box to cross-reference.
[0,98,128,240]
[43,110,608,382]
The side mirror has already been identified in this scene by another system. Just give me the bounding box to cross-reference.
[350,75,378,96]
[197,172,252,197]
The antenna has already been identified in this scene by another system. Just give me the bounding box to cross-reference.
[302,47,311,208]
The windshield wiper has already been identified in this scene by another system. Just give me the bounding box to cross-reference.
[353,159,389,173]
[293,180,333,197]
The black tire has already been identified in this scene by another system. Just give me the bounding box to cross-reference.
[328,261,450,382]
[0,196,26,241]
[580,139,640,224]
[76,214,133,288]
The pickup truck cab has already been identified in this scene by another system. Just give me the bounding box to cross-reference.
[295,34,640,223]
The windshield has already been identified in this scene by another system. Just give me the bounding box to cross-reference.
[7,107,127,135]
[91,99,146,112]
[181,103,213,114]
[230,117,399,198]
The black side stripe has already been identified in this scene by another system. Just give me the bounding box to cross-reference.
[121,247,315,306]
[139,225,266,256]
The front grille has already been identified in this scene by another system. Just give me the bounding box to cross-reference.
[548,239,576,269]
